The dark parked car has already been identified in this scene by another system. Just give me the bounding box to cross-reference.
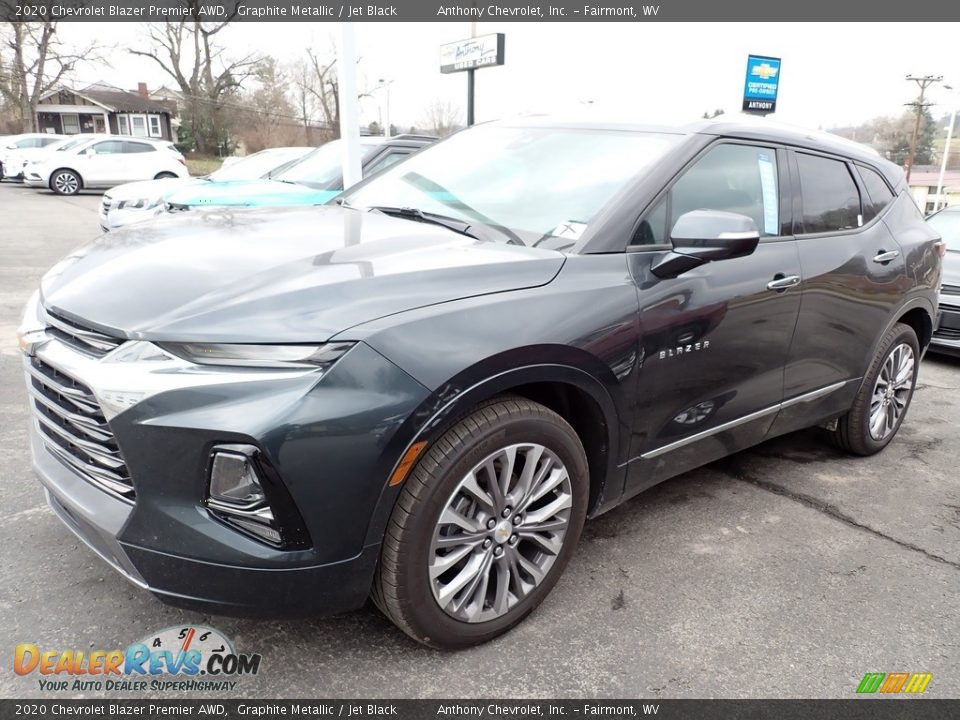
[19,117,942,649]
[926,205,960,355]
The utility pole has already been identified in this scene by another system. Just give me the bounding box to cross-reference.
[934,84,957,213]
[904,74,942,182]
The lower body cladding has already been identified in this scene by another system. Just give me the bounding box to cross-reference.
[24,341,431,616]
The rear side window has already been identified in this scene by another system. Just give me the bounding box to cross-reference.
[123,142,155,154]
[796,153,861,233]
[857,165,895,222]
[633,143,780,245]
[39,137,62,147]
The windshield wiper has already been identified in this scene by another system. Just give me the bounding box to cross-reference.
[367,206,488,241]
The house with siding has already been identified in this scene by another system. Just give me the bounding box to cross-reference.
[34,83,176,141]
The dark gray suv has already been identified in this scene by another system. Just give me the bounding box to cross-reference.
[19,118,942,648]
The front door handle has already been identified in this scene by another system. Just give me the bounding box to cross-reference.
[767,274,801,291]
[873,250,900,264]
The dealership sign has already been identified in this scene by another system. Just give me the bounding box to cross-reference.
[742,55,781,114]
[440,33,506,74]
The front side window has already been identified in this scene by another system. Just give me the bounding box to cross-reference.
[634,143,780,245]
[796,153,861,233]
[344,126,680,246]
[91,141,124,155]
[857,165,895,222]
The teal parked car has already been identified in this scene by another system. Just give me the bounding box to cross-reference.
[163,135,435,212]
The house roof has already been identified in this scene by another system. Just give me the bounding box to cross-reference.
[81,87,173,114]
[38,85,173,114]
[909,171,960,187]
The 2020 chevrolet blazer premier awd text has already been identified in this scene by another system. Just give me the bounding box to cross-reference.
[19,118,942,649]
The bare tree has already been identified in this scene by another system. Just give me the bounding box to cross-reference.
[235,58,300,152]
[419,99,462,137]
[305,46,340,139]
[129,4,261,154]
[0,21,107,132]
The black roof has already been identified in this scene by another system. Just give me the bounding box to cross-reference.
[82,88,174,115]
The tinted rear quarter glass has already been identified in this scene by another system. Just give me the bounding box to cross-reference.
[856,165,895,222]
[796,153,861,233]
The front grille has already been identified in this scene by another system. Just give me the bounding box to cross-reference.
[43,309,124,358]
[26,357,135,501]
[941,283,960,295]
[934,327,960,340]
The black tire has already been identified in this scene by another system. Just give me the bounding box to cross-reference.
[154,172,178,180]
[832,322,920,456]
[50,169,81,195]
[373,395,589,649]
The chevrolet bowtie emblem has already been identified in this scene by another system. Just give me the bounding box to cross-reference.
[751,63,779,80]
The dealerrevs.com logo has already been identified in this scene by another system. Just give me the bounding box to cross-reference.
[14,625,262,693]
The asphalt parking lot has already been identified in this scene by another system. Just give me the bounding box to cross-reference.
[1,181,959,699]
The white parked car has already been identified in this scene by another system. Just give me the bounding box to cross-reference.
[24,135,188,195]
[0,133,66,180]
[1,135,87,181]
[99,146,312,231]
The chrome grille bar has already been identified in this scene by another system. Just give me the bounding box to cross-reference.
[42,309,123,357]
[28,355,135,501]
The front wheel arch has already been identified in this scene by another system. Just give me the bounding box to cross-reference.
[361,364,622,551]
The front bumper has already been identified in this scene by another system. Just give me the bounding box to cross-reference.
[24,329,430,617]
[930,294,960,356]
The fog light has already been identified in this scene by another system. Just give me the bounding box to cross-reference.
[210,450,265,506]
[206,444,281,546]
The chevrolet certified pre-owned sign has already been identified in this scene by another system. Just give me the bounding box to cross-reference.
[742,54,781,114]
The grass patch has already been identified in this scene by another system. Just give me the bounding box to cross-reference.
[185,156,224,177]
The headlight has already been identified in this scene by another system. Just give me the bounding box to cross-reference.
[158,342,354,369]
[116,197,160,211]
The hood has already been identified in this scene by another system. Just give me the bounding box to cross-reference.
[164,178,338,208]
[40,205,566,343]
[106,177,194,201]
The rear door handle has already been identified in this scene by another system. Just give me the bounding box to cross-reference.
[767,274,801,291]
[873,250,900,264]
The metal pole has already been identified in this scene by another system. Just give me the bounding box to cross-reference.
[337,22,362,190]
[467,18,477,126]
[385,84,391,138]
[934,97,956,212]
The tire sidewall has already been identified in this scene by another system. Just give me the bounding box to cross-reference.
[399,412,588,648]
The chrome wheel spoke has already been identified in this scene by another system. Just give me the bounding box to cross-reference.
[430,442,573,623]
[867,343,914,441]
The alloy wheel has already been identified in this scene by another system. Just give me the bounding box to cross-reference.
[868,342,914,441]
[53,172,79,195]
[429,443,573,623]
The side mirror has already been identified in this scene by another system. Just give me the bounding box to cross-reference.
[651,210,760,278]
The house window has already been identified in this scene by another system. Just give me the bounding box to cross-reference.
[148,115,162,138]
[117,115,130,135]
[130,115,148,137]
[62,113,80,134]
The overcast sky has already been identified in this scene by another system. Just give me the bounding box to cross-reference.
[58,22,960,131]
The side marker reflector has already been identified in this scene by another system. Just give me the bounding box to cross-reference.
[390,440,428,486]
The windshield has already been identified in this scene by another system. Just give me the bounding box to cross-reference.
[274,140,382,189]
[928,209,960,251]
[208,148,308,181]
[54,137,91,152]
[343,125,679,246]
